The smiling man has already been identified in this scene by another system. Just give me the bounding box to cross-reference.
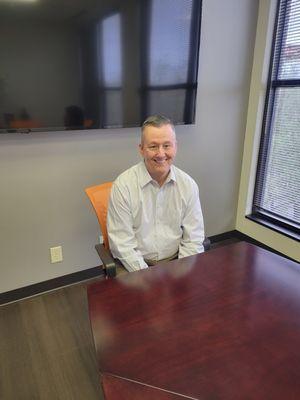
[107,115,205,272]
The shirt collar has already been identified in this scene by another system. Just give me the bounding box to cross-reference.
[168,165,176,183]
[138,161,176,188]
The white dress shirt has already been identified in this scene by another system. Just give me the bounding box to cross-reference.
[107,162,205,272]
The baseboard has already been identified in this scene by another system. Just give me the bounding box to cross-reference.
[208,230,237,243]
[229,230,297,262]
[0,266,104,306]
[1,229,295,306]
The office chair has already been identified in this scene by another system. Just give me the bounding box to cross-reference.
[85,182,211,278]
[85,182,125,278]
[203,237,211,251]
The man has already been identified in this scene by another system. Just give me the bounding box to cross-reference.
[107,115,205,272]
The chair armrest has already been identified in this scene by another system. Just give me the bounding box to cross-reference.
[95,244,117,278]
[203,237,211,251]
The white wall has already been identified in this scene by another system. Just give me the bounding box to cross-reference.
[0,0,259,293]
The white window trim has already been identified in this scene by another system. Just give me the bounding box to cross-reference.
[235,0,300,262]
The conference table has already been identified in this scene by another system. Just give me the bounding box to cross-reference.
[87,242,300,399]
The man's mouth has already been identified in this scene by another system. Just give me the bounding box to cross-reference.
[153,158,167,164]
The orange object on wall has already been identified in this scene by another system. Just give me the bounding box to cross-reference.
[10,120,41,129]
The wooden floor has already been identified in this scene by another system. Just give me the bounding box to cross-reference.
[0,279,105,400]
[0,238,240,400]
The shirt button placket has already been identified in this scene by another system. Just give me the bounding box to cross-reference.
[156,187,164,258]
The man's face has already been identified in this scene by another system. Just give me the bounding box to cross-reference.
[139,124,177,182]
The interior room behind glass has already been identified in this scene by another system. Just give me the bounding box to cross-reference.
[0,0,201,132]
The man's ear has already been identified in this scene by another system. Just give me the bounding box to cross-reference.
[139,143,143,156]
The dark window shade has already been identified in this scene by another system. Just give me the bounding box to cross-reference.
[252,0,300,237]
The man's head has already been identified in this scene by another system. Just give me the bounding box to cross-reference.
[139,115,177,185]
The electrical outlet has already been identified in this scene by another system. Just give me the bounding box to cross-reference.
[50,246,63,263]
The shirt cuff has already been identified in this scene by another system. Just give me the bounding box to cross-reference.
[118,256,149,272]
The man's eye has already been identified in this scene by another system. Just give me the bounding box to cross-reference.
[149,146,157,150]
[163,144,171,149]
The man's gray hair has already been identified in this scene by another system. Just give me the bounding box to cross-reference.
[142,114,175,132]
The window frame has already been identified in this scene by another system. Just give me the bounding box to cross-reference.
[140,0,202,123]
[248,0,300,242]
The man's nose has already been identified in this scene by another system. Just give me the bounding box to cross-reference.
[157,145,165,156]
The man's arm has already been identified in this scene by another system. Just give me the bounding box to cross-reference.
[107,182,148,272]
[178,181,205,258]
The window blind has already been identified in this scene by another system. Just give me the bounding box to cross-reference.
[252,0,300,236]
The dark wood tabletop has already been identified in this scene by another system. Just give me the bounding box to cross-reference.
[88,241,300,399]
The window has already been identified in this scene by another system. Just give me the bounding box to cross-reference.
[250,0,300,240]
[98,13,123,127]
[142,0,201,123]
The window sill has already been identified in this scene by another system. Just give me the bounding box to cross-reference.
[246,213,300,242]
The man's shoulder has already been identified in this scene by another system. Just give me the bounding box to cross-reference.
[114,162,142,188]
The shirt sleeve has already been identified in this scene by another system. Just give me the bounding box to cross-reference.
[178,180,205,258]
[107,181,149,272]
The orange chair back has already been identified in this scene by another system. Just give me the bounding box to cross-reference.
[85,182,113,249]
